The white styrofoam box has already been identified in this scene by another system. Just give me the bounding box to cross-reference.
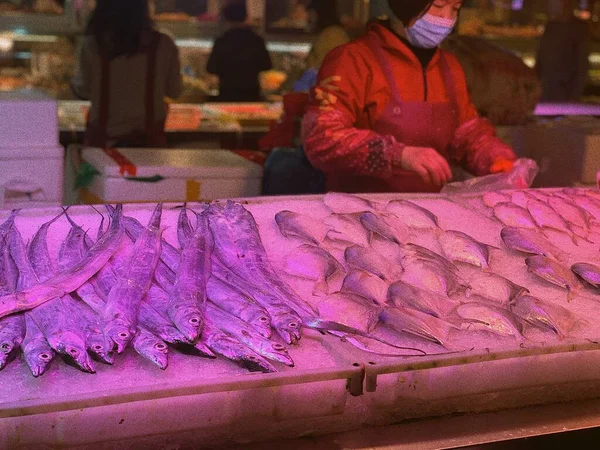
[82,147,263,203]
[0,146,64,207]
[0,89,59,147]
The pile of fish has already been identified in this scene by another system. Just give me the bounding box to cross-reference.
[277,189,600,349]
[0,201,342,376]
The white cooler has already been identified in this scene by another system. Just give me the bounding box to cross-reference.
[80,147,263,203]
[0,90,63,209]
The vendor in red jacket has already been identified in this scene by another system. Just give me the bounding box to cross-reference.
[302,0,517,193]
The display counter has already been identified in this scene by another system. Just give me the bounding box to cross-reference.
[3,189,600,447]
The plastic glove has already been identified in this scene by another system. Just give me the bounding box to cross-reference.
[400,146,453,187]
[489,158,515,174]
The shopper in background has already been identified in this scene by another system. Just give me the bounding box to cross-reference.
[207,0,272,102]
[536,0,590,102]
[301,0,517,193]
[71,0,182,148]
[293,0,351,92]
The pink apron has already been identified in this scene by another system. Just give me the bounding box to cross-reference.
[328,36,459,193]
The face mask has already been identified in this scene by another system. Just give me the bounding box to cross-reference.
[406,13,456,49]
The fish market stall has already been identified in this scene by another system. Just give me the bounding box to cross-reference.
[58,101,282,149]
[4,189,600,448]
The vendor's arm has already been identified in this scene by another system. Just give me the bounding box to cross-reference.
[302,46,405,180]
[447,54,517,176]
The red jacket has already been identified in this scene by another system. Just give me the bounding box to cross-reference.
[301,24,516,192]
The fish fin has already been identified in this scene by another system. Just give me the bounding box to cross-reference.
[567,290,577,303]
[312,281,329,297]
[341,336,427,357]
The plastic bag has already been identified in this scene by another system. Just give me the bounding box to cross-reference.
[441,158,539,194]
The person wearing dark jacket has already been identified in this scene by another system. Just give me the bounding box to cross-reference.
[207,1,272,102]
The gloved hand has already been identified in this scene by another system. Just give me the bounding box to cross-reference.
[400,146,453,187]
[489,158,515,174]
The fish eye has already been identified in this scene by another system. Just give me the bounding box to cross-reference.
[189,317,200,325]
[1,343,11,351]
[69,348,80,356]
[119,332,129,339]
[272,343,286,351]
[40,353,51,360]
[93,345,103,351]
[155,343,167,351]
[288,322,299,329]
[259,317,269,323]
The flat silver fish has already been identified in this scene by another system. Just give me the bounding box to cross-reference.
[483,191,511,208]
[570,195,600,221]
[345,245,402,281]
[493,202,538,229]
[341,270,389,305]
[571,262,600,289]
[387,281,456,318]
[323,192,379,214]
[132,328,169,370]
[548,195,591,230]
[324,213,371,248]
[385,200,441,230]
[359,212,410,245]
[511,191,532,208]
[510,294,580,338]
[439,230,494,269]
[526,255,581,297]
[455,302,523,339]
[467,272,528,304]
[500,227,561,260]
[527,198,577,243]
[275,211,327,244]
[283,244,344,296]
[317,292,383,334]
[400,259,468,297]
[380,307,455,347]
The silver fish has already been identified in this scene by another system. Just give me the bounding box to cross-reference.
[345,245,402,281]
[22,314,54,377]
[200,319,276,373]
[527,198,577,243]
[439,230,494,269]
[494,202,538,229]
[401,243,458,273]
[570,195,600,221]
[323,192,379,214]
[501,227,561,260]
[359,212,409,245]
[0,205,124,319]
[208,201,316,320]
[467,272,528,304]
[511,191,531,208]
[380,307,454,347]
[177,203,194,250]
[212,260,303,345]
[317,292,383,334]
[526,256,580,296]
[341,270,389,305]
[510,294,579,337]
[571,262,600,289]
[206,277,272,338]
[170,209,212,342]
[103,204,162,353]
[12,222,95,373]
[400,259,468,297]
[455,302,523,339]
[385,200,441,230]
[275,211,327,244]
[324,213,371,248]
[387,281,456,318]
[132,328,169,370]
[483,191,511,208]
[206,302,294,366]
[283,244,344,296]
[140,287,190,345]
[548,195,591,230]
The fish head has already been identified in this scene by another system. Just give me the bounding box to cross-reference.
[0,352,7,370]
[24,348,54,377]
[55,341,96,373]
[87,336,115,365]
[271,313,302,344]
[172,308,203,342]
[0,339,16,356]
[240,354,277,373]
[104,322,136,354]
